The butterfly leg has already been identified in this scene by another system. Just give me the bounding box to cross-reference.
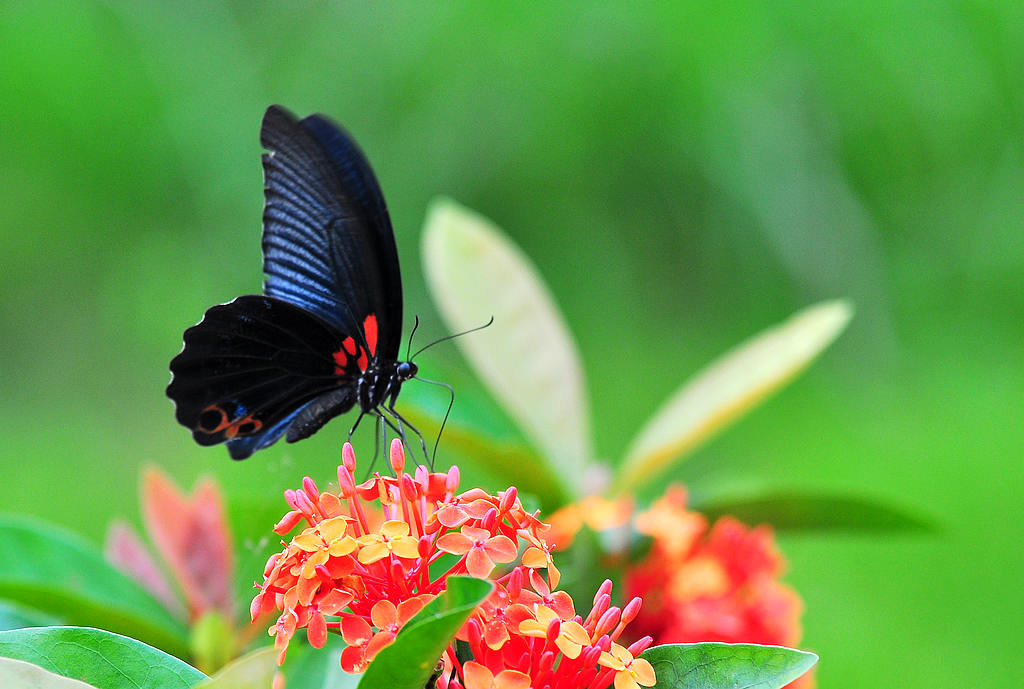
[382,402,431,468]
[348,411,367,444]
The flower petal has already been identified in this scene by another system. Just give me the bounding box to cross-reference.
[380,519,411,539]
[437,532,473,555]
[341,615,371,645]
[483,535,518,563]
[307,611,327,648]
[495,669,531,689]
[463,661,494,689]
[391,536,422,560]
[371,599,398,628]
[358,541,390,564]
[466,546,496,578]
[631,658,657,686]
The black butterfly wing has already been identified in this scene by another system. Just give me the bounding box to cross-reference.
[259,105,403,361]
[167,295,374,459]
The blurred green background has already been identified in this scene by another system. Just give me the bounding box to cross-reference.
[1,2,1021,687]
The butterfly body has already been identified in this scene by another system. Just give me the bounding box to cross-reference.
[168,106,416,459]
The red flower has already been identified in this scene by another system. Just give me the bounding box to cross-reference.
[623,485,811,688]
[436,525,518,578]
[253,440,655,689]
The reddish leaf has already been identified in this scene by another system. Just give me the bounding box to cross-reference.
[142,467,234,620]
[104,520,185,620]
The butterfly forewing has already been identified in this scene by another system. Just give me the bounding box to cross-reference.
[260,106,402,359]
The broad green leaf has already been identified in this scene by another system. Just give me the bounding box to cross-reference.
[641,642,817,689]
[617,301,853,492]
[0,656,98,689]
[422,199,591,498]
[0,627,205,689]
[0,516,190,659]
[193,646,276,689]
[698,490,934,532]
[356,576,492,689]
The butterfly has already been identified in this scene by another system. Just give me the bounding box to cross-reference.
[167,105,421,460]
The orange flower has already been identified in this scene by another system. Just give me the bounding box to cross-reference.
[598,642,657,689]
[462,661,531,689]
[518,605,591,658]
[546,495,633,551]
[624,485,810,688]
[355,519,421,563]
[519,527,561,588]
[253,441,655,689]
[436,525,518,578]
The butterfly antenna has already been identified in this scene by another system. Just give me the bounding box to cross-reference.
[405,315,421,362]
[412,375,455,466]
[411,316,495,360]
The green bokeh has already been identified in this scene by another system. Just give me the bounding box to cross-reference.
[1,2,1020,687]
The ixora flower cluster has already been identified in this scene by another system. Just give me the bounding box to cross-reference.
[544,487,811,689]
[624,486,803,649]
[251,440,656,689]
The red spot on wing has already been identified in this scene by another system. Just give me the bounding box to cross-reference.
[357,350,369,372]
[332,349,347,375]
[363,314,378,356]
[342,336,357,356]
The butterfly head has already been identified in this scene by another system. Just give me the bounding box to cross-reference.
[396,360,418,381]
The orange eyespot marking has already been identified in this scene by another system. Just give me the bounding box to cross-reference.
[224,414,263,439]
[342,336,357,356]
[198,405,230,434]
[197,404,262,438]
[363,314,378,356]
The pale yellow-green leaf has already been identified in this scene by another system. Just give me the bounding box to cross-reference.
[422,199,591,495]
[616,300,853,493]
[0,657,98,689]
[193,647,277,689]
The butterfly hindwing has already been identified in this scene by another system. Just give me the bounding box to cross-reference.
[260,106,402,360]
[167,295,375,458]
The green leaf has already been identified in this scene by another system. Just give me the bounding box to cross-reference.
[280,634,357,689]
[698,490,935,532]
[617,301,853,492]
[0,656,99,689]
[422,199,592,499]
[356,576,492,689]
[193,646,277,689]
[0,515,190,658]
[641,642,817,689]
[0,626,205,689]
